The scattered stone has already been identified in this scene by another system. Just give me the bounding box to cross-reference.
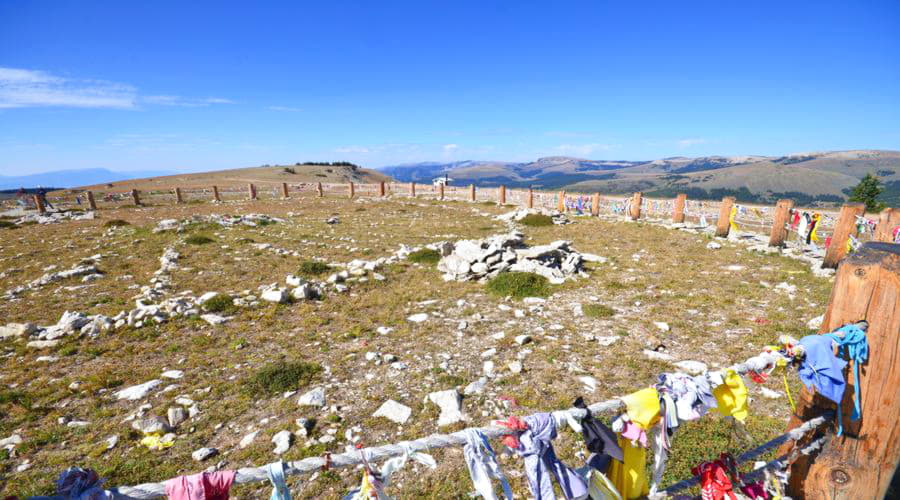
[272,430,292,454]
[298,387,326,407]
[200,314,228,326]
[161,370,184,379]
[106,435,119,450]
[596,336,619,347]
[579,376,599,393]
[643,349,674,361]
[806,315,824,330]
[261,288,288,304]
[239,431,259,449]
[132,416,172,434]
[514,334,532,346]
[0,322,36,339]
[192,447,218,461]
[376,326,394,335]
[508,361,523,374]
[427,389,466,427]
[706,241,722,250]
[673,360,708,375]
[115,380,162,400]
[168,407,187,428]
[760,387,782,399]
[407,313,429,323]
[464,377,488,395]
[653,322,670,332]
[373,400,412,424]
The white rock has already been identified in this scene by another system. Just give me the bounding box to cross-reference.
[0,434,23,447]
[579,376,599,393]
[673,360,708,375]
[373,400,412,424]
[272,430,292,454]
[376,326,394,335]
[261,289,288,303]
[806,315,824,330]
[168,407,187,427]
[298,387,326,407]
[483,360,495,375]
[508,361,523,374]
[653,322,670,332]
[239,431,259,449]
[643,350,674,361]
[514,335,532,345]
[161,370,184,379]
[0,322,36,339]
[523,297,546,304]
[197,292,219,305]
[407,313,429,323]
[706,241,722,250]
[464,377,488,395]
[760,387,782,399]
[427,390,466,427]
[200,314,227,326]
[115,380,162,400]
[596,336,619,346]
[192,447,218,461]
[480,348,497,359]
[106,435,119,450]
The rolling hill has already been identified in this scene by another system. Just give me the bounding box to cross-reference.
[378,150,900,206]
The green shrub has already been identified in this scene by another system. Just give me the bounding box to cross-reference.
[519,214,554,227]
[243,360,323,396]
[202,294,236,314]
[486,272,551,298]
[298,260,330,276]
[407,248,441,265]
[185,234,214,245]
[103,219,130,227]
[583,304,616,318]
[0,220,16,229]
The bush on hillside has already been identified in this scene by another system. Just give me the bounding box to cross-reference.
[298,260,330,276]
[486,271,550,299]
[407,248,441,265]
[519,214,553,227]
[185,234,214,245]
[243,360,323,396]
[202,294,236,314]
[583,304,616,318]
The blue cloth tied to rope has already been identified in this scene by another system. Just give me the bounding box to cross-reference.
[825,324,869,421]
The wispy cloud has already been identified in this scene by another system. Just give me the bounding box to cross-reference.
[676,138,707,149]
[0,67,233,109]
[442,143,459,151]
[334,145,371,154]
[268,105,303,112]
[554,143,616,156]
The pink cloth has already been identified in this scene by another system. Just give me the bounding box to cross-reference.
[620,420,648,447]
[165,471,236,500]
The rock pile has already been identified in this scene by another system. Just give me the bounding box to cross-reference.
[155,214,283,233]
[4,256,104,299]
[497,208,570,225]
[437,232,600,284]
[15,211,95,225]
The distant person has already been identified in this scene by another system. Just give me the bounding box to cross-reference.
[37,187,54,210]
[14,187,27,207]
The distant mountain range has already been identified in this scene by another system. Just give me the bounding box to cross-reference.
[0,168,174,190]
[377,150,900,206]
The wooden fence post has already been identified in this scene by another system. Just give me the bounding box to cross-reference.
[131,189,141,206]
[212,186,220,202]
[248,183,257,201]
[672,193,687,223]
[527,188,534,209]
[409,182,416,197]
[780,242,900,499]
[591,193,600,216]
[33,194,45,214]
[316,182,323,197]
[348,182,355,198]
[499,185,506,205]
[379,181,386,197]
[174,187,183,204]
[439,183,444,200]
[769,199,795,247]
[558,190,566,212]
[281,182,290,199]
[469,184,476,202]
[630,192,642,220]
[715,196,735,237]
[874,208,899,242]
[86,191,97,210]
[822,203,866,269]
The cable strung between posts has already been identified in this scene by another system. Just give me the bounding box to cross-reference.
[34,338,847,500]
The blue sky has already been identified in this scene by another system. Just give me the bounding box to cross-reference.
[1,0,898,175]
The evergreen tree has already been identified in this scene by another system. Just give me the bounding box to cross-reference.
[848,173,885,212]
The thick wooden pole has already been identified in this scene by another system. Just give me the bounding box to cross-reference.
[282,182,290,198]
[439,183,444,200]
[672,193,687,223]
[630,192,642,220]
[248,183,257,200]
[769,199,795,247]
[527,188,534,209]
[558,191,566,212]
[348,182,354,199]
[874,208,899,242]
[409,182,416,197]
[782,242,900,499]
[379,181,386,197]
[212,186,220,202]
[469,184,476,202]
[86,191,97,210]
[316,182,323,197]
[33,194,45,214]
[498,185,506,205]
[823,203,866,269]
[715,196,735,237]
[591,193,600,216]
[174,187,183,204]
[131,189,141,206]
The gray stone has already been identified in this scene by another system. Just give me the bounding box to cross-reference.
[272,430,292,454]
[192,447,218,461]
[115,380,162,400]
[0,322,36,339]
[373,400,412,424]
[168,407,187,427]
[298,387,325,407]
[132,416,172,434]
[239,430,259,449]
[428,389,466,427]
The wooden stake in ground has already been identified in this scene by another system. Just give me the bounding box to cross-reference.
[86,191,97,210]
[131,189,141,206]
[282,182,290,199]
[348,182,354,199]
[409,182,416,197]
[248,183,257,201]
[874,208,899,242]
[316,182,323,197]
[469,184,476,202]
[527,188,534,209]
[781,242,900,500]
[174,187,183,204]
[630,192,642,220]
[715,196,736,237]
[212,186,220,202]
[33,194,45,214]
[499,185,506,205]
[591,193,600,216]
[439,183,444,200]
[673,193,687,223]
[769,199,795,247]
[822,203,866,269]
[558,190,566,212]
[379,181,386,197]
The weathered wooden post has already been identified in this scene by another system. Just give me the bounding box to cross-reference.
[630,192,642,220]
[281,182,290,198]
[348,182,354,199]
[86,191,97,210]
[558,190,566,212]
[672,193,687,223]
[715,196,735,237]
[131,189,141,206]
[409,182,416,197]
[769,199,795,247]
[591,193,600,216]
[527,188,534,209]
[212,186,220,202]
[822,203,866,269]
[379,181,386,197]
[33,194,46,214]
[499,185,506,205]
[874,208,899,242]
[174,187,183,204]
[248,183,257,200]
[316,182,323,197]
[469,184,476,202]
[439,183,444,201]
[780,242,900,499]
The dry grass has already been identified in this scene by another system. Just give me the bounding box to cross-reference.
[0,194,833,497]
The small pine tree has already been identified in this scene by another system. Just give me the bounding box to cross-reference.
[848,173,885,212]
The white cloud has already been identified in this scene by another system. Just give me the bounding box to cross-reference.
[442,143,459,151]
[554,143,616,156]
[334,145,371,154]
[0,67,232,109]
[676,138,707,149]
[268,105,303,112]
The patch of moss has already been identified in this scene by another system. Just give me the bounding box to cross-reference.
[407,248,441,265]
[202,294,236,314]
[583,304,616,318]
[102,219,130,227]
[519,214,554,227]
[185,234,214,245]
[0,220,17,229]
[243,360,323,396]
[486,271,551,298]
[298,260,330,276]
